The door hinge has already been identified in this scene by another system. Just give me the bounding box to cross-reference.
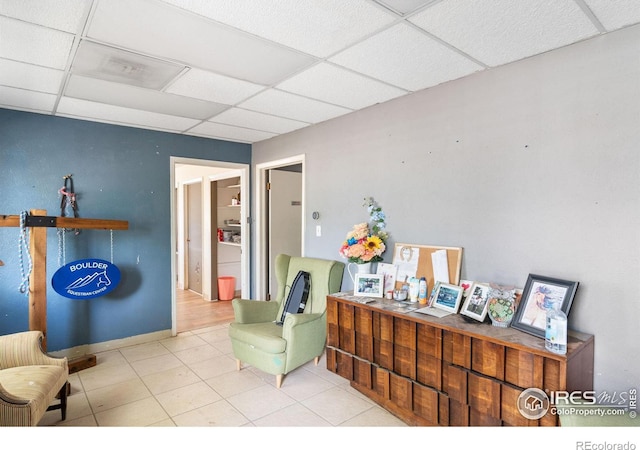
[266,182,271,190]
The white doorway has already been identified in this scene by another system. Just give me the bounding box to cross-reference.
[170,157,250,335]
[255,155,305,300]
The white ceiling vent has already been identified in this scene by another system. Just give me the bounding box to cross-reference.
[72,40,185,89]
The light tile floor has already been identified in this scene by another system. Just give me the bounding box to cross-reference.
[39,323,407,427]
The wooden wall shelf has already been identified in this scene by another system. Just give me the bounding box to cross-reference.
[1,214,128,230]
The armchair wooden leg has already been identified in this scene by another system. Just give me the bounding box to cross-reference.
[314,356,320,365]
[48,381,69,421]
[236,359,242,371]
[276,374,283,389]
[60,381,68,421]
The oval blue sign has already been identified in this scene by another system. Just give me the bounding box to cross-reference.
[52,258,121,300]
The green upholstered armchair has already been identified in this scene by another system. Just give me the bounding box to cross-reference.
[228,254,344,388]
[0,331,69,426]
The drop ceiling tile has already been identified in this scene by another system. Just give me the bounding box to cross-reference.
[65,75,228,120]
[277,62,407,109]
[409,0,599,67]
[87,0,317,85]
[238,89,352,124]
[160,0,397,58]
[0,17,75,70]
[330,23,483,92]
[0,85,57,113]
[209,108,309,135]
[0,59,65,93]
[57,97,201,132]
[166,68,265,105]
[584,0,640,31]
[0,0,90,33]
[375,0,437,15]
[2,0,638,143]
[188,121,276,144]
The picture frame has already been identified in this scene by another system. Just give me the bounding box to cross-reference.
[459,280,474,300]
[354,273,384,298]
[460,282,491,322]
[376,262,398,293]
[427,281,441,307]
[432,282,464,314]
[512,274,579,338]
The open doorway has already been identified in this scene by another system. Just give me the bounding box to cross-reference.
[255,155,305,301]
[170,157,250,334]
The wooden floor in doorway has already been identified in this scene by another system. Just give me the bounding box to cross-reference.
[176,289,235,332]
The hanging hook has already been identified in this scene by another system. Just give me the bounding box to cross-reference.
[59,174,80,235]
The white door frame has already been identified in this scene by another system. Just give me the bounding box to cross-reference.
[170,156,250,336]
[254,154,305,300]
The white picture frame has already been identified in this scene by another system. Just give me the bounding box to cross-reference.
[459,280,474,299]
[427,281,441,307]
[460,282,491,322]
[376,262,398,293]
[432,282,464,314]
[354,273,384,298]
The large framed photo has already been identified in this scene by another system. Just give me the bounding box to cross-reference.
[354,273,384,298]
[512,274,579,338]
[460,282,491,322]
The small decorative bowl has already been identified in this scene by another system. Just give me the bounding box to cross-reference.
[393,289,407,301]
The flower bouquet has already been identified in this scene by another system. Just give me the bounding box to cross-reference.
[339,197,388,264]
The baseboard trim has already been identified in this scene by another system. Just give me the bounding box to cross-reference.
[49,329,173,360]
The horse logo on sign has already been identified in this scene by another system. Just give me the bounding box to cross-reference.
[52,258,121,299]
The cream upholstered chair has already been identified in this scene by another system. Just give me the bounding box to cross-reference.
[228,254,344,388]
[0,331,69,426]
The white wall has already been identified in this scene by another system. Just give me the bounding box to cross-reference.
[252,24,640,393]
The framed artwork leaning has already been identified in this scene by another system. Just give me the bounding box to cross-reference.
[354,273,384,298]
[512,274,579,338]
[460,282,491,322]
[431,282,464,314]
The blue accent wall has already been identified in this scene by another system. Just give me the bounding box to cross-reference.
[0,109,250,351]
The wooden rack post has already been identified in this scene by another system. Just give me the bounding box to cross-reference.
[29,209,48,341]
[0,210,128,362]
